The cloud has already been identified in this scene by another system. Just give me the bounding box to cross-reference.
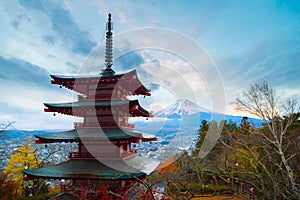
[19,0,43,10]
[0,101,74,130]
[42,35,56,45]
[0,56,75,129]
[0,0,88,74]
[216,37,300,101]
[0,0,299,129]
[133,52,213,111]
[76,37,147,75]
[114,51,145,72]
[0,78,75,130]
[18,0,96,55]
[0,56,50,86]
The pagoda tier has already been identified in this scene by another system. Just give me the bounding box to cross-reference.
[44,99,152,118]
[44,99,152,129]
[50,70,151,99]
[34,128,157,143]
[24,157,159,199]
[35,128,157,159]
[23,156,160,180]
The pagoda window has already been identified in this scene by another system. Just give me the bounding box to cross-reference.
[127,144,130,151]
[120,145,124,154]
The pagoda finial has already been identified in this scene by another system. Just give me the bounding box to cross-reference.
[105,13,113,69]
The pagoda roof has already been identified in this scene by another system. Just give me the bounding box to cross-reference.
[23,156,160,180]
[51,69,138,81]
[44,99,152,117]
[35,128,157,143]
[44,99,132,108]
[50,69,151,96]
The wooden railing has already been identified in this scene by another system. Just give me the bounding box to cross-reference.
[69,150,136,159]
[74,122,134,129]
[120,122,134,129]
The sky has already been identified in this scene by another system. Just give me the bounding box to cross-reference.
[0,0,299,130]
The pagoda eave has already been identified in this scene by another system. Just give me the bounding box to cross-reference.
[141,137,158,142]
[44,99,152,117]
[23,156,159,180]
[34,128,157,143]
[130,111,153,118]
[50,70,151,96]
[35,139,77,144]
[132,90,151,96]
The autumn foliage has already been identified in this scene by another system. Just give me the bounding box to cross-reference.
[0,173,19,200]
[157,158,179,175]
[3,139,41,196]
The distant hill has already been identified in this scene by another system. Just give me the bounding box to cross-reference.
[134,99,263,134]
[0,129,66,141]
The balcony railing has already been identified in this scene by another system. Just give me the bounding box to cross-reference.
[69,150,137,159]
[74,122,134,129]
[120,122,134,129]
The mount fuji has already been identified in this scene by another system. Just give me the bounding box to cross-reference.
[154,99,211,118]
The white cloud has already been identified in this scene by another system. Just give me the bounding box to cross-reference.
[10,110,74,130]
[0,78,75,130]
[0,112,17,122]
[0,0,95,74]
[135,50,215,112]
[0,81,73,110]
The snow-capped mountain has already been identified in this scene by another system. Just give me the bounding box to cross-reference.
[154,99,211,118]
[149,98,262,128]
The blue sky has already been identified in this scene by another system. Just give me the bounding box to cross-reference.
[0,0,299,130]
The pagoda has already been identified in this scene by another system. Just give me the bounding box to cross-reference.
[24,14,159,199]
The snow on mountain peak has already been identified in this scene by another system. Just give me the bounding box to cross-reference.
[154,99,210,118]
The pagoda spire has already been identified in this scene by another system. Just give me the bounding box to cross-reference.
[101,13,115,76]
[103,13,114,74]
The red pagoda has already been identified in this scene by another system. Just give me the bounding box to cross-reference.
[24,14,159,199]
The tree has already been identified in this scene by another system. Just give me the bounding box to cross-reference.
[0,121,15,133]
[234,81,300,199]
[0,173,19,200]
[239,117,253,135]
[193,120,219,155]
[4,139,41,196]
